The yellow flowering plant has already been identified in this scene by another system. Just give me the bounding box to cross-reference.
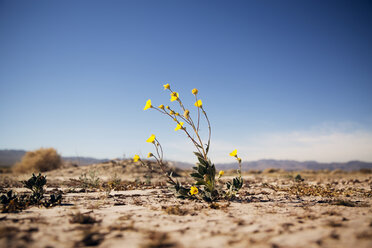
[141,84,243,201]
[133,135,182,193]
[226,150,243,198]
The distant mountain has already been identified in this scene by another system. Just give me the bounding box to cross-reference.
[215,159,372,171]
[171,159,372,171]
[0,150,26,166]
[0,149,108,167]
[1,149,371,171]
[63,156,109,166]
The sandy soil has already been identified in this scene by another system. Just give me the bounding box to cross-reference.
[0,160,371,248]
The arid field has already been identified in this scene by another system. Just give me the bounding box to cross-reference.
[1,160,371,248]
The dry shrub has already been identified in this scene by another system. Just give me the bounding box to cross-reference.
[162,205,190,216]
[263,168,280,174]
[12,148,62,173]
[69,212,100,224]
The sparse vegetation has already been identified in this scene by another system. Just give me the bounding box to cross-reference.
[23,173,47,204]
[0,173,62,212]
[294,174,304,182]
[0,166,371,248]
[107,173,122,190]
[12,148,62,173]
[78,171,101,190]
[0,190,28,213]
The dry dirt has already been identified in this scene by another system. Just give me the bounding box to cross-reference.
[0,160,371,248]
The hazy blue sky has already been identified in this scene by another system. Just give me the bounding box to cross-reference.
[1,0,371,163]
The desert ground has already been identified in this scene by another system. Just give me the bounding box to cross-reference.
[0,160,371,248]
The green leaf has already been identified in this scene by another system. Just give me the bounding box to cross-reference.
[206,165,216,179]
[193,152,203,159]
[233,177,238,185]
[190,172,203,179]
[198,156,209,167]
[197,164,207,175]
[210,164,216,178]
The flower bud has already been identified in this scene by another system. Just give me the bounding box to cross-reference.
[183,109,190,119]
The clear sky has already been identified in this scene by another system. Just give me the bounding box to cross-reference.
[1,0,371,163]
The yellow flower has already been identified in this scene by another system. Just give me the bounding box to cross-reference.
[146,134,156,143]
[158,104,164,109]
[147,152,153,158]
[219,170,225,177]
[163,83,170,90]
[190,186,198,195]
[237,157,242,163]
[229,149,238,157]
[143,99,152,110]
[166,106,170,109]
[170,92,179,102]
[194,99,202,108]
[174,122,184,131]
[175,113,179,116]
[183,109,190,119]
[133,155,140,162]
[192,88,198,95]
[169,110,175,115]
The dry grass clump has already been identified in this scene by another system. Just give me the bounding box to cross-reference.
[141,231,180,248]
[162,205,190,216]
[69,212,101,224]
[12,148,62,173]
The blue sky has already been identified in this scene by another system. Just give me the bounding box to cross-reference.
[1,0,371,163]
